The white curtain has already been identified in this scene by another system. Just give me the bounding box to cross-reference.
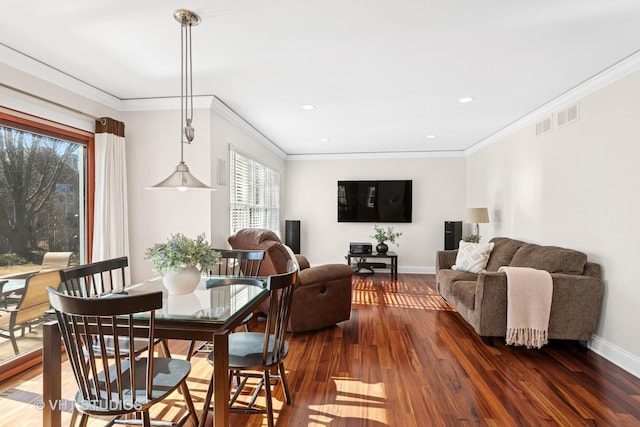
[92,117,130,283]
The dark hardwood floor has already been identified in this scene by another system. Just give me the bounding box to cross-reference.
[2,273,640,426]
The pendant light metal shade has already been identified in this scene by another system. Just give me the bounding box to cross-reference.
[149,161,211,191]
[147,9,213,191]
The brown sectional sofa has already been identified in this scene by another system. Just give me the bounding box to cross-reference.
[436,237,603,344]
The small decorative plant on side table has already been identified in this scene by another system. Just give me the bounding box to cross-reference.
[370,225,402,254]
[145,233,221,295]
[461,234,481,243]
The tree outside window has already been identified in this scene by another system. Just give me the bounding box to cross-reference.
[0,125,82,272]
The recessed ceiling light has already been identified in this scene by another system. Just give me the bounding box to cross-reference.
[320,138,329,142]
[459,97,474,103]
[301,104,315,110]
[426,134,436,139]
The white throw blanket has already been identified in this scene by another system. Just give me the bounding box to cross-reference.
[498,266,553,349]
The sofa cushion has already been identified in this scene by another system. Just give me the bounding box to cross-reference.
[510,244,587,275]
[452,241,495,273]
[485,237,527,272]
[436,269,478,300]
[449,280,477,310]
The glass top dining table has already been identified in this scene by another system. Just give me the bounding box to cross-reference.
[42,275,269,427]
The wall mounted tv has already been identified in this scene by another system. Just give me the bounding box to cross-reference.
[337,180,413,223]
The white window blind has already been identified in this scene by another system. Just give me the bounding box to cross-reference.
[229,149,281,236]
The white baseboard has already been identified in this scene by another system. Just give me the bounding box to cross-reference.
[588,335,640,379]
[398,266,435,274]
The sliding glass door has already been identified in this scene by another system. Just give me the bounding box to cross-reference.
[0,111,92,370]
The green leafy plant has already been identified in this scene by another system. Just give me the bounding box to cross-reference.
[145,233,221,274]
[370,225,402,246]
[462,234,481,243]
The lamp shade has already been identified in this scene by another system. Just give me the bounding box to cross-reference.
[146,162,211,191]
[466,207,489,224]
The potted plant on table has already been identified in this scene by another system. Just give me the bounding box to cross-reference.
[461,234,481,243]
[145,233,220,295]
[370,225,402,254]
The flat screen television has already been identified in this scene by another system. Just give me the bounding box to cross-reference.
[338,180,412,223]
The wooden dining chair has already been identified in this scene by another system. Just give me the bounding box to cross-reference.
[212,249,265,277]
[186,249,266,360]
[0,271,61,354]
[202,261,298,427]
[58,256,128,297]
[47,287,199,427]
[59,257,164,357]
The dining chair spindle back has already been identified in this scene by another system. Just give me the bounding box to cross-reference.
[47,288,199,427]
[59,256,128,297]
[186,249,266,361]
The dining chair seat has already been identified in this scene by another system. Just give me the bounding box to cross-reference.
[222,332,290,368]
[77,358,192,413]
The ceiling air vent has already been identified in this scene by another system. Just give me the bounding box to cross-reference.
[535,116,553,136]
[557,103,579,127]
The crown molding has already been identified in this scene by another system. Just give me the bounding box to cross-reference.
[287,150,465,161]
[208,96,287,159]
[121,95,287,159]
[0,43,123,111]
[465,49,640,155]
[120,96,214,111]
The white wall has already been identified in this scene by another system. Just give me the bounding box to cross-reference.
[285,156,467,270]
[466,69,640,376]
[125,108,216,282]
[125,106,287,282]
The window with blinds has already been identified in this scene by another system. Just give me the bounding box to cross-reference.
[229,149,281,236]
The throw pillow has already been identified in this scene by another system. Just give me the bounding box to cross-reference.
[452,241,495,273]
[284,244,300,269]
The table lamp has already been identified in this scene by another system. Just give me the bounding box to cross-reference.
[466,207,490,237]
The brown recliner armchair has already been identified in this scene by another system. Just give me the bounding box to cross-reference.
[228,228,353,332]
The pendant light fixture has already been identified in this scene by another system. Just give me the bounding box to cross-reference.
[147,9,212,191]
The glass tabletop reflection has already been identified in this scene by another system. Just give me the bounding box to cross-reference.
[124,276,267,323]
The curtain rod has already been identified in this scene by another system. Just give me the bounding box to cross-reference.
[0,82,102,122]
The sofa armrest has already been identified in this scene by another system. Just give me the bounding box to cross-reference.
[475,272,509,336]
[295,255,311,270]
[475,271,603,340]
[545,273,603,340]
[436,250,458,272]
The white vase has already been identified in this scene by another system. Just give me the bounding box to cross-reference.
[162,265,201,295]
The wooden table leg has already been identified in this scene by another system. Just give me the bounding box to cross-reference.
[198,331,230,427]
[213,332,230,426]
[43,321,61,427]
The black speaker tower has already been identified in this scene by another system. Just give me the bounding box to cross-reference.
[285,220,301,254]
[444,221,462,250]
